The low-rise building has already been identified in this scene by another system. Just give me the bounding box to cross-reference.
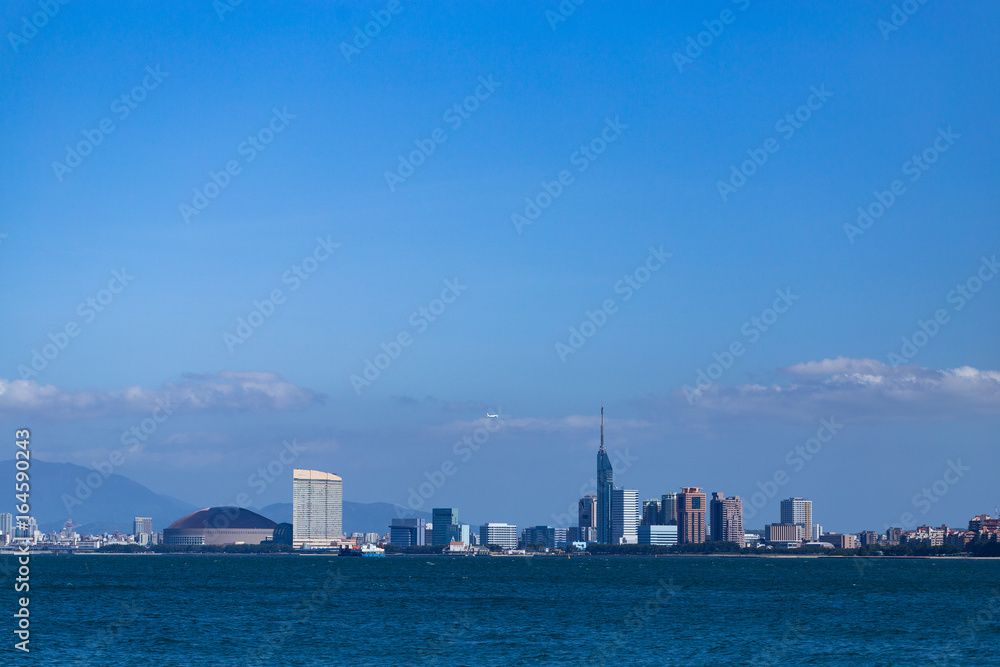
[821,533,859,550]
[969,515,1000,540]
[765,523,801,543]
[521,526,567,550]
[802,541,834,549]
[389,518,427,547]
[567,526,598,543]
[945,530,975,548]
[444,540,471,554]
[902,525,945,547]
[859,530,881,547]
[638,524,678,546]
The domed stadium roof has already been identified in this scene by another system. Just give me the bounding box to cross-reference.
[166,506,277,531]
[272,522,293,545]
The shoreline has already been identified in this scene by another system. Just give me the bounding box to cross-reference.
[4,551,997,560]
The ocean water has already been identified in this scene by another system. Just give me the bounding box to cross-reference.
[3,554,1000,666]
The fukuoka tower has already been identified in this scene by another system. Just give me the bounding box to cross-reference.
[596,405,614,544]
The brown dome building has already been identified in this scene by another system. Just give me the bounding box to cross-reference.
[163,506,277,546]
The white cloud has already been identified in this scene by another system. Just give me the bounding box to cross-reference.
[673,358,1000,421]
[433,414,652,436]
[783,356,899,377]
[161,431,231,446]
[0,371,319,419]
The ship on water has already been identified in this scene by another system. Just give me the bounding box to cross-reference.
[340,543,385,557]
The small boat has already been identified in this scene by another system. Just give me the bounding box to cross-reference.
[340,544,385,558]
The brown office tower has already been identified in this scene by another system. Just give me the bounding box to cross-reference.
[710,492,744,546]
[677,487,707,544]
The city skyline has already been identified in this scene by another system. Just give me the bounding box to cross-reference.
[1,414,994,554]
[1,399,995,537]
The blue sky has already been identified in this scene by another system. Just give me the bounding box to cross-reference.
[2,1,998,533]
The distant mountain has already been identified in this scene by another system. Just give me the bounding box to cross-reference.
[0,459,198,534]
[0,458,439,537]
[259,502,433,536]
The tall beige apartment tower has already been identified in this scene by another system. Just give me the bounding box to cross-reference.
[293,469,343,549]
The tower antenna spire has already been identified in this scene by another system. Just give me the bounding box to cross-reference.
[600,403,604,451]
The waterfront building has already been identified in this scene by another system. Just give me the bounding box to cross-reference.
[444,540,470,554]
[163,507,276,546]
[900,526,944,547]
[822,532,860,549]
[802,541,834,549]
[779,498,812,544]
[709,493,744,546]
[765,523,802,543]
[568,526,598,543]
[969,515,1000,539]
[389,518,426,547]
[638,524,678,546]
[521,526,568,550]
[859,530,881,547]
[945,530,975,548]
[0,512,12,544]
[641,499,661,526]
[293,469,343,549]
[14,517,37,539]
[480,523,518,550]
[272,523,293,545]
[579,494,596,529]
[133,517,152,538]
[432,508,460,546]
[677,487,707,544]
[660,492,678,525]
[612,488,639,544]
[597,406,614,544]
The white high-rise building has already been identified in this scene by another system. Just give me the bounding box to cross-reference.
[0,513,12,545]
[780,498,812,542]
[612,488,639,544]
[293,469,343,549]
[480,523,518,550]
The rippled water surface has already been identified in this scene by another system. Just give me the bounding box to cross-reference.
[5,554,1000,665]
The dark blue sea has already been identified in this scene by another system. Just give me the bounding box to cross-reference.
[3,554,999,665]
